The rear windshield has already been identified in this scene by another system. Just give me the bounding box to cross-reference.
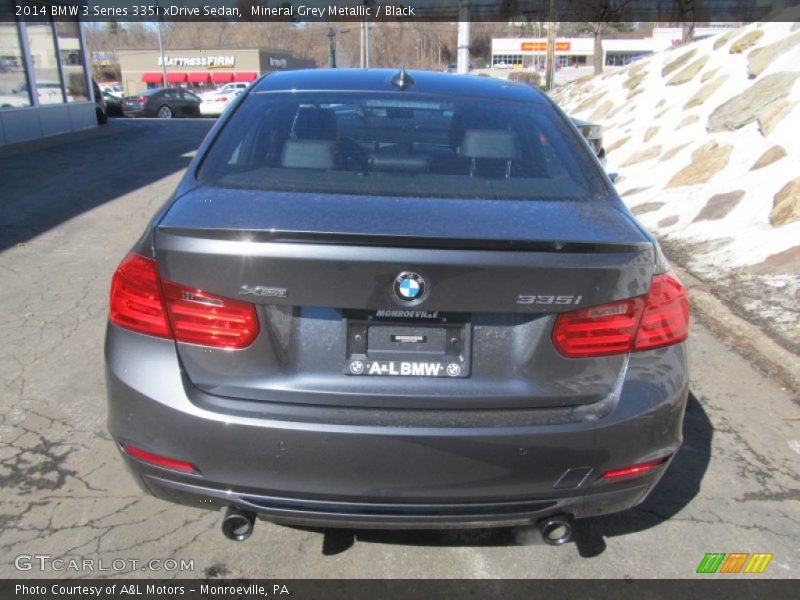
[197,91,607,200]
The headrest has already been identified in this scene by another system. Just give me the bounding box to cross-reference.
[281,140,339,169]
[292,107,337,140]
[459,129,518,160]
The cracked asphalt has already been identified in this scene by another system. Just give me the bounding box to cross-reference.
[1,120,798,579]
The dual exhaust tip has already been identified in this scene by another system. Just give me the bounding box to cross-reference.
[220,506,574,546]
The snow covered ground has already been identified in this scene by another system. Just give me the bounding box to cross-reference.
[552,13,800,349]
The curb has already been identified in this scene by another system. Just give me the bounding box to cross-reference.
[674,265,800,399]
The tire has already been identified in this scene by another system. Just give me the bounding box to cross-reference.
[96,108,108,125]
[157,105,173,119]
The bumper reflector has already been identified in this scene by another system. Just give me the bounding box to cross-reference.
[602,456,669,480]
[122,444,197,474]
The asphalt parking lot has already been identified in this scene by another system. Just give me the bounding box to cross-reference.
[0,120,798,579]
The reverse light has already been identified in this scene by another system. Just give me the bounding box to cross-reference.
[552,272,689,358]
[109,252,259,349]
[602,457,670,480]
[122,444,197,474]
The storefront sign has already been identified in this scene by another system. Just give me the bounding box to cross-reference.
[268,56,287,68]
[521,41,571,52]
[158,56,236,69]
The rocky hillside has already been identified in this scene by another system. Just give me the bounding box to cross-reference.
[552,13,800,349]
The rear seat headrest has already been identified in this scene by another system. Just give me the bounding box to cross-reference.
[292,107,337,140]
[281,140,339,169]
[459,129,519,160]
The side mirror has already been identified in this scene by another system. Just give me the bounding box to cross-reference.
[608,172,619,184]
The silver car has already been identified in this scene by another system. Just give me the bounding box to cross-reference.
[106,69,690,544]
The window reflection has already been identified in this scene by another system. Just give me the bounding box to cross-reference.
[27,23,65,104]
[0,23,30,109]
[57,21,86,102]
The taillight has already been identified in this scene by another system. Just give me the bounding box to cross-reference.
[109,252,259,349]
[215,97,228,103]
[135,96,147,103]
[109,253,171,339]
[161,281,259,349]
[552,272,689,358]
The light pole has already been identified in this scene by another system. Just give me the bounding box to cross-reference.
[156,1,167,87]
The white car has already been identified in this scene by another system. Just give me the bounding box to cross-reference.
[0,93,28,108]
[100,83,125,99]
[199,82,249,101]
[199,89,242,116]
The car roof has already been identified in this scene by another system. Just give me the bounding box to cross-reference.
[252,69,547,104]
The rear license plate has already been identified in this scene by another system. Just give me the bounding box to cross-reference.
[344,319,470,377]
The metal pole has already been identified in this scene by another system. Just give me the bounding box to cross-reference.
[365,20,370,68]
[327,28,336,68]
[360,21,365,68]
[545,0,557,91]
[456,1,470,74]
[156,2,168,87]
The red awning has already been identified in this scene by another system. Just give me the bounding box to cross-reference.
[233,72,258,82]
[210,72,234,83]
[187,72,210,84]
[166,72,187,84]
[141,72,164,84]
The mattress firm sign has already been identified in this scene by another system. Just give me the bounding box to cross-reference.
[158,56,235,69]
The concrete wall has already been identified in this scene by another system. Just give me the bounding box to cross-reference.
[0,101,96,147]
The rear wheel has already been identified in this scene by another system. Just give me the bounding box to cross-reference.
[157,105,173,119]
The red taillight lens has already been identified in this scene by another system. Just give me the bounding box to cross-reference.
[109,252,259,349]
[109,253,171,339]
[215,97,228,103]
[552,272,689,358]
[135,96,147,103]
[122,444,197,474]
[634,273,690,350]
[162,281,259,349]
[602,456,669,480]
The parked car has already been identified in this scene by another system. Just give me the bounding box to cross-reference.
[199,89,243,117]
[571,118,606,165]
[199,82,249,101]
[92,79,107,124]
[15,81,71,104]
[99,82,125,99]
[106,69,689,545]
[121,88,201,119]
[0,93,28,108]
[103,91,123,117]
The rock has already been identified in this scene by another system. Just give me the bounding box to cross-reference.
[750,145,787,170]
[701,67,720,83]
[621,145,662,167]
[606,104,626,119]
[626,88,644,101]
[667,56,709,85]
[707,72,799,132]
[644,126,659,142]
[573,91,607,114]
[662,49,697,77]
[623,71,647,90]
[684,74,729,109]
[655,108,669,119]
[666,141,733,187]
[658,215,680,227]
[606,136,630,153]
[713,29,738,51]
[757,99,792,136]
[770,178,800,227]
[631,201,665,215]
[620,186,652,197]
[748,31,800,78]
[589,99,614,121]
[629,62,647,77]
[747,246,800,274]
[676,115,699,129]
[655,98,666,109]
[693,190,745,222]
[729,30,764,54]
[660,142,692,162]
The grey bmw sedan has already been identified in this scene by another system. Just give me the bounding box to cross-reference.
[105,69,690,544]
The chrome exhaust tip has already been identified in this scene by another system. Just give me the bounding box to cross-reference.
[221,506,256,541]
[538,514,574,546]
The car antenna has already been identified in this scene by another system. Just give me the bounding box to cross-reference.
[390,66,415,90]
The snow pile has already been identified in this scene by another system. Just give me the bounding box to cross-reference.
[552,14,800,347]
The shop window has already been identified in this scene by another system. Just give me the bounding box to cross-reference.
[27,23,66,104]
[0,23,31,109]
[57,22,87,102]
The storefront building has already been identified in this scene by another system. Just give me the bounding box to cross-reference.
[0,15,95,147]
[491,26,737,70]
[117,48,316,96]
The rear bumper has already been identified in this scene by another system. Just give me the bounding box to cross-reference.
[106,325,689,528]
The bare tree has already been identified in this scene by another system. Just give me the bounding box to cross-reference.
[570,0,631,75]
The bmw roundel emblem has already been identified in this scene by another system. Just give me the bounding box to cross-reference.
[393,271,427,303]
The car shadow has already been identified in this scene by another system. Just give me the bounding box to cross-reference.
[293,392,712,557]
[0,119,214,253]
